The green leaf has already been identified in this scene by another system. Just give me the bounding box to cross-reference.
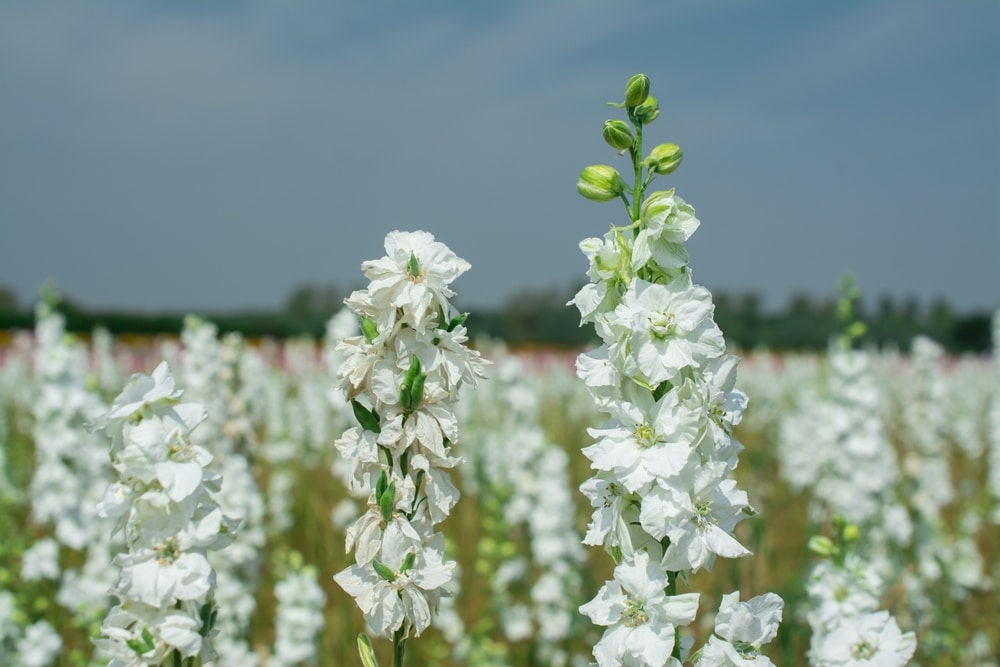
[352,400,381,433]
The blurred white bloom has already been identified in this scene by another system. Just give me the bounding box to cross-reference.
[271,566,327,667]
[21,538,60,582]
[14,620,62,667]
[810,610,916,667]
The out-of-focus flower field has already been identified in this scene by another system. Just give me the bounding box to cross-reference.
[1,307,997,666]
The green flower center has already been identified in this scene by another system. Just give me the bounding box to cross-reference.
[851,638,877,660]
[649,311,677,339]
[634,423,657,448]
[694,499,716,527]
[157,538,179,565]
[623,597,649,627]
[406,252,426,283]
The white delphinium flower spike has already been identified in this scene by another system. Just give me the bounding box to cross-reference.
[573,73,782,665]
[334,230,488,661]
[93,361,239,666]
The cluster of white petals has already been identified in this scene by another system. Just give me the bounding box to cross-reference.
[334,230,488,640]
[572,187,781,666]
[270,563,327,667]
[804,553,916,667]
[93,362,239,666]
[695,591,784,667]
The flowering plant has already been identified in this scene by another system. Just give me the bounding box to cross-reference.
[333,230,488,666]
[93,361,239,666]
[572,73,782,666]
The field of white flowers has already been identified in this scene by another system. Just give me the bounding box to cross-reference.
[1,301,997,666]
[2,73,998,667]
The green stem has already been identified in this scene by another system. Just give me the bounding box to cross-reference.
[666,571,681,660]
[630,114,644,222]
[393,627,406,667]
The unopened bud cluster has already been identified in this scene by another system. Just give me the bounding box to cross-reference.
[577,72,683,210]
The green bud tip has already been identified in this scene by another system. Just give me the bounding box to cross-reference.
[625,73,650,108]
[602,119,635,151]
[577,164,624,202]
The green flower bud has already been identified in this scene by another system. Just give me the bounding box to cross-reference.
[644,143,683,175]
[602,119,634,151]
[625,73,650,108]
[378,481,396,522]
[358,634,380,667]
[633,95,660,125]
[577,164,624,202]
[842,522,861,543]
[372,559,397,582]
[808,535,836,558]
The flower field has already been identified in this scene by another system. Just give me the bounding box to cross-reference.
[2,73,997,667]
[0,304,997,666]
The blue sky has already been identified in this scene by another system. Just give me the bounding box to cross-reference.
[1,0,997,313]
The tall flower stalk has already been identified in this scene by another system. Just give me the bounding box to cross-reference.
[333,230,488,666]
[93,361,239,666]
[572,73,782,666]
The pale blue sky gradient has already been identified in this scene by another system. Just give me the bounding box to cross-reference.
[1,0,997,313]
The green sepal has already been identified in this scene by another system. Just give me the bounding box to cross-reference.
[352,400,381,433]
[373,559,397,582]
[358,634,380,667]
[447,312,469,331]
[198,601,217,634]
[610,544,623,565]
[400,551,417,575]
[379,481,396,522]
[359,316,379,344]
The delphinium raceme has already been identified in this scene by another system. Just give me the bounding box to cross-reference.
[332,230,489,666]
[178,317,266,665]
[447,348,586,666]
[791,281,916,667]
[93,361,239,666]
[572,73,782,667]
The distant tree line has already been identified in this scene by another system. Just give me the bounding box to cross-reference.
[0,283,993,353]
